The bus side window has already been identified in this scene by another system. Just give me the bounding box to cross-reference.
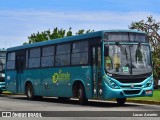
[56,44,71,66]
[71,41,88,65]
[104,46,112,70]
[80,58,85,64]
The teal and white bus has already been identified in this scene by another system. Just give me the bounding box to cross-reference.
[0,48,6,94]
[5,30,153,105]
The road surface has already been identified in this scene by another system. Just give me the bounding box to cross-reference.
[0,94,159,120]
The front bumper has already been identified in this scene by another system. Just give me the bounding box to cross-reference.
[103,82,153,99]
[0,82,6,91]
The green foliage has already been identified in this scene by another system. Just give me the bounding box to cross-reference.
[129,16,160,85]
[26,27,94,44]
[128,90,160,102]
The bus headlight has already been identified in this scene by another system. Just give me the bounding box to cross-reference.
[105,79,120,89]
[145,79,153,87]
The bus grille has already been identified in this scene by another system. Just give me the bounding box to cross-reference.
[116,78,145,83]
[0,77,5,82]
[121,85,142,88]
[2,87,5,89]
[123,90,140,95]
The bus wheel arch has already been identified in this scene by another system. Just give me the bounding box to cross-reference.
[72,80,88,105]
[25,81,35,100]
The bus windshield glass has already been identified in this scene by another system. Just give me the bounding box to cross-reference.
[104,44,152,75]
[0,51,6,72]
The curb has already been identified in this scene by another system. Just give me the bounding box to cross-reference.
[127,100,160,105]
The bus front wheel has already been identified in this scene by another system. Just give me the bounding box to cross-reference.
[116,98,126,105]
[26,83,35,100]
[78,84,88,105]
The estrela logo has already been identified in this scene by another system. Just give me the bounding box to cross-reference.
[52,73,58,84]
[52,70,70,84]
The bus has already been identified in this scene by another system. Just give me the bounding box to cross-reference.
[0,49,6,94]
[5,30,153,105]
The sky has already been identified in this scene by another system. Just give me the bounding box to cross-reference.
[0,0,160,48]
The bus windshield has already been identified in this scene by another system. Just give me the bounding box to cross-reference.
[104,44,152,75]
[0,51,6,72]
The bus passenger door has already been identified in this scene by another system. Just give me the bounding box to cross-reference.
[16,51,25,93]
[92,46,102,98]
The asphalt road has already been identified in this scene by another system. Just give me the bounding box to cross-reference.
[0,94,160,120]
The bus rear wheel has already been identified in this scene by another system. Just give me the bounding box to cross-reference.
[58,97,70,102]
[116,98,126,105]
[26,83,35,100]
[78,84,88,105]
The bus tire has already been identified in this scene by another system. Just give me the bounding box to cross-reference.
[0,90,2,95]
[58,97,70,102]
[116,98,126,105]
[26,83,35,100]
[35,96,43,100]
[78,84,88,105]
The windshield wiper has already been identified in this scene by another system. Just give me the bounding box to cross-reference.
[115,42,128,60]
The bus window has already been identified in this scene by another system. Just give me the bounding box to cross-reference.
[0,58,5,71]
[41,46,55,67]
[56,54,70,66]
[104,46,112,70]
[56,44,70,66]
[71,41,88,65]
[7,52,15,69]
[29,48,41,68]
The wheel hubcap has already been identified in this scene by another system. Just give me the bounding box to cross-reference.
[28,87,32,97]
[78,89,82,99]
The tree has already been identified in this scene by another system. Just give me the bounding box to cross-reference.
[26,27,94,44]
[129,16,160,87]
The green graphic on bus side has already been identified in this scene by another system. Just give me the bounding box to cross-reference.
[52,70,70,84]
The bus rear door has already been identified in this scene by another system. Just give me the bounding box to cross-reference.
[15,50,25,93]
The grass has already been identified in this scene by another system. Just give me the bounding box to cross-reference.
[2,91,12,94]
[127,90,160,102]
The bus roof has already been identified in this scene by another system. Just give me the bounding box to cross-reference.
[0,48,6,52]
[7,29,145,52]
